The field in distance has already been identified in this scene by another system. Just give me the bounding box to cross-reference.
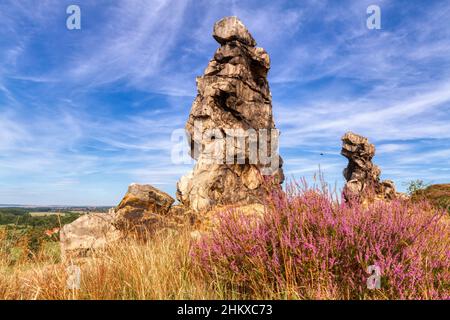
[29,210,105,217]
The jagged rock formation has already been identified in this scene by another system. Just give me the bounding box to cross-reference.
[177,16,284,212]
[341,132,398,201]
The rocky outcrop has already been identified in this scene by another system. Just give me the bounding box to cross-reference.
[60,184,193,258]
[177,16,284,212]
[341,132,399,201]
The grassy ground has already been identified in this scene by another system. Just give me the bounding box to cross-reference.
[0,188,448,300]
[1,225,308,300]
[1,217,448,300]
[0,227,223,300]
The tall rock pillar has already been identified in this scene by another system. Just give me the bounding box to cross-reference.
[177,16,284,212]
[341,132,398,201]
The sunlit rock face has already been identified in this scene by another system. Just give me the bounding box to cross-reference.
[177,16,284,212]
[341,132,400,202]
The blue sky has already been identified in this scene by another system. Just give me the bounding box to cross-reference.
[1,0,449,206]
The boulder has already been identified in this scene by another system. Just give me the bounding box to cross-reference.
[114,183,175,232]
[60,210,120,260]
[213,16,256,47]
[177,16,284,212]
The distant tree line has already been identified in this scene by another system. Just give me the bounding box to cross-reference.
[0,208,81,227]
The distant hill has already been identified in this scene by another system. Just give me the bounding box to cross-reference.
[0,204,35,208]
[412,184,450,212]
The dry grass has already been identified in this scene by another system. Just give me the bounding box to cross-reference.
[0,227,225,300]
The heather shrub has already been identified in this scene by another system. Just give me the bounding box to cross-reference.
[192,180,450,299]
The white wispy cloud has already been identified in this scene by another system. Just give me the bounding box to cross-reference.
[66,0,193,95]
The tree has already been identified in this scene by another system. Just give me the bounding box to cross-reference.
[405,179,429,196]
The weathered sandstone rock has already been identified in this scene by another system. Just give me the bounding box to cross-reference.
[213,16,257,46]
[177,16,284,212]
[341,132,400,201]
[114,183,175,230]
[60,184,185,257]
[60,210,120,259]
